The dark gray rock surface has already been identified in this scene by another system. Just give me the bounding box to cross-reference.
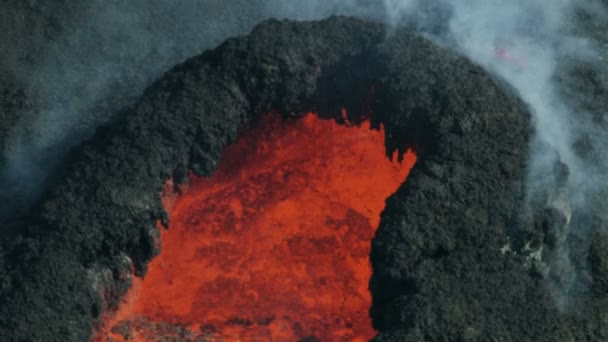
[0,15,606,342]
[0,0,272,220]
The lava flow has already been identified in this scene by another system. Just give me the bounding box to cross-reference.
[99,112,416,342]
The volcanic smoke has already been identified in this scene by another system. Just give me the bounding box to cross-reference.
[97,112,416,341]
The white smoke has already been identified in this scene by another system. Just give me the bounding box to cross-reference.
[262,0,608,306]
[1,1,272,219]
[441,1,596,192]
[2,2,606,254]
[385,0,608,307]
[267,0,606,188]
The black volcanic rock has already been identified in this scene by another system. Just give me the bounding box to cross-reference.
[0,16,605,342]
[0,0,274,222]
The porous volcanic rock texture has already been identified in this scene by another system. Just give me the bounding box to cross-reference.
[0,16,606,342]
[0,0,270,220]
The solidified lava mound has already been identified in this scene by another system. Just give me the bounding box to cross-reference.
[1,16,607,342]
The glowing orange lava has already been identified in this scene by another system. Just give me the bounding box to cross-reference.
[99,112,416,342]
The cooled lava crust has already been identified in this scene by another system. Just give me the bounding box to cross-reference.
[1,16,607,341]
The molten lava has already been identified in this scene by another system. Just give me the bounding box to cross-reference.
[99,112,416,341]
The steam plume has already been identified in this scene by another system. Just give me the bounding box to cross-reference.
[1,2,606,306]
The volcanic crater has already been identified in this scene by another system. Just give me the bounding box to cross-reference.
[1,16,608,342]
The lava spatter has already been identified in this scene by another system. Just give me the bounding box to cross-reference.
[98,112,416,342]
